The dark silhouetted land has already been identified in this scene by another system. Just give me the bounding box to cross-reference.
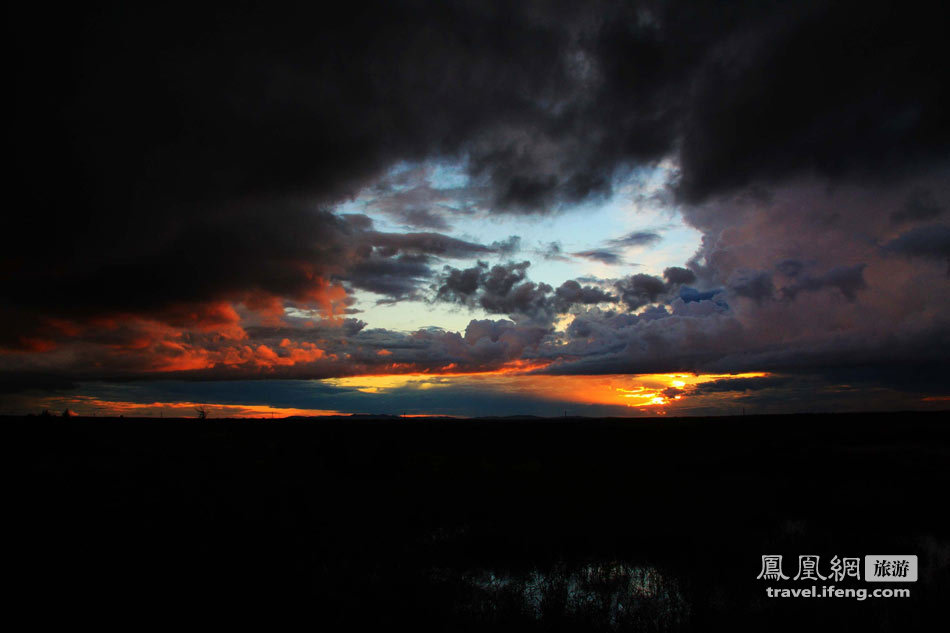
[8,412,949,630]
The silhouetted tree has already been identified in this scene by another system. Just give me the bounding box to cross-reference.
[195,406,208,420]
[62,408,73,417]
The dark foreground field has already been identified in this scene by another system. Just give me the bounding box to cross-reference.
[8,412,949,630]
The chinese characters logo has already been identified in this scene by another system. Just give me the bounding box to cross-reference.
[757,555,917,583]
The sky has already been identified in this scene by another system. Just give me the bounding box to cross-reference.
[3,0,948,418]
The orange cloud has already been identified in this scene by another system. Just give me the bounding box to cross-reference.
[148,339,327,372]
[252,342,326,367]
[243,291,287,325]
[157,301,242,331]
[293,276,349,318]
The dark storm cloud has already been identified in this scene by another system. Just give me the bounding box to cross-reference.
[572,249,625,265]
[884,224,950,269]
[4,203,348,323]
[0,199,497,352]
[674,2,950,202]
[732,261,868,302]
[775,259,806,278]
[614,274,670,311]
[536,299,950,384]
[241,318,367,343]
[9,2,948,309]
[690,375,794,394]
[436,265,484,299]
[432,263,699,323]
[435,262,616,322]
[728,271,775,302]
[335,227,504,300]
[663,267,697,286]
[891,189,944,225]
[7,1,575,338]
[4,0,950,403]
[339,254,433,300]
[552,281,616,314]
[435,261,541,317]
[479,281,555,321]
[780,264,867,301]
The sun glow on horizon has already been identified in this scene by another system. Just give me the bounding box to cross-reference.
[321,370,771,411]
[15,370,777,418]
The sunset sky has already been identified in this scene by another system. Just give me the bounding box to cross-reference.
[4,1,948,417]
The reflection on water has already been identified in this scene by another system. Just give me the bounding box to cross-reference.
[432,562,690,631]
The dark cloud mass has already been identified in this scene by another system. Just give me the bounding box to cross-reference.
[780,264,867,301]
[553,281,616,314]
[435,262,617,323]
[663,267,697,286]
[884,225,950,269]
[3,1,950,410]
[892,189,944,225]
[728,270,776,302]
[615,274,671,311]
